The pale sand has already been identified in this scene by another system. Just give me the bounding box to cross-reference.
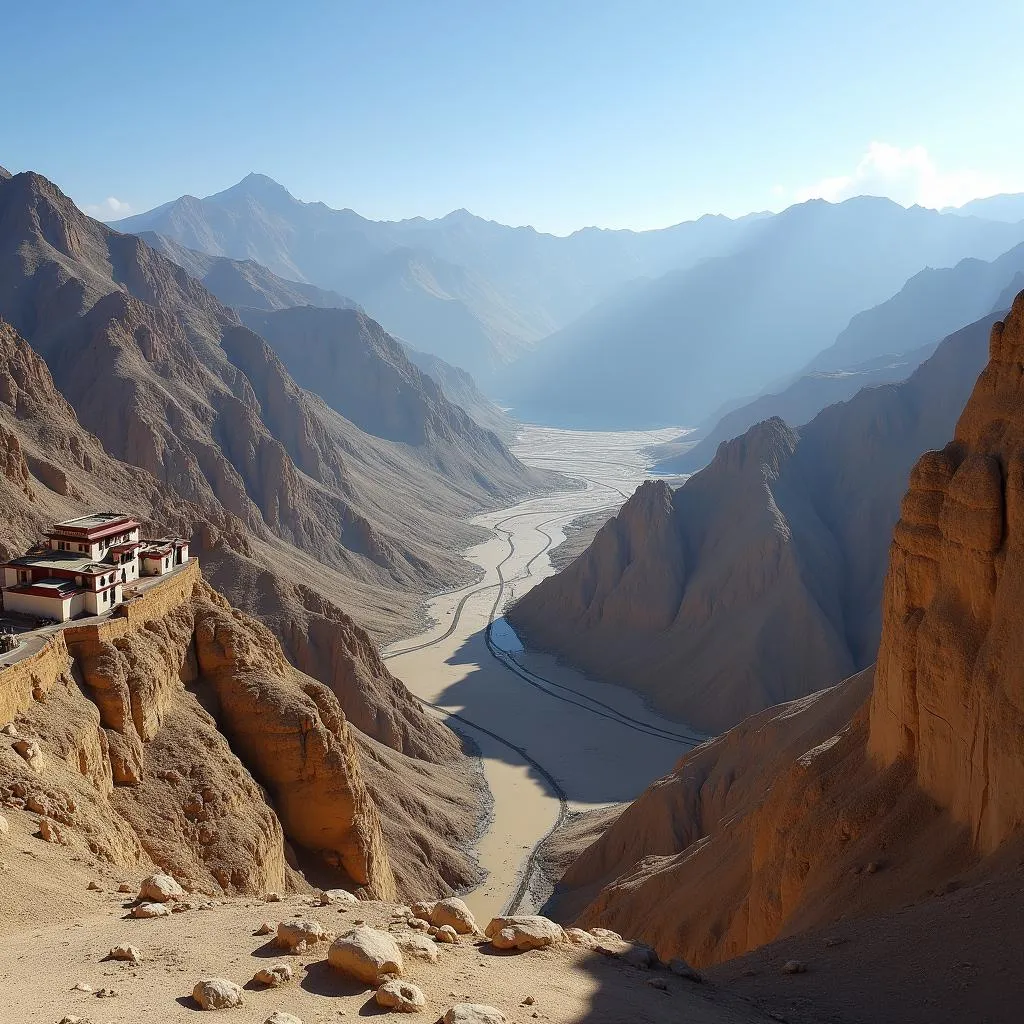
[0,810,767,1023]
[384,426,700,920]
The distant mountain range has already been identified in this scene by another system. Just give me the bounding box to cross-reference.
[116,175,1024,431]
[499,197,1024,427]
[114,173,763,382]
[667,238,1024,473]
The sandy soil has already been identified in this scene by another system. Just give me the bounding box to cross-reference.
[383,426,701,921]
[0,809,772,1023]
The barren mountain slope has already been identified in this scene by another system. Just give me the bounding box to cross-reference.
[0,315,482,897]
[549,292,1024,980]
[138,229,361,312]
[0,170,558,653]
[114,172,764,380]
[510,312,994,732]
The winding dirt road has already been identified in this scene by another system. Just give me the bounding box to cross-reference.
[383,425,700,920]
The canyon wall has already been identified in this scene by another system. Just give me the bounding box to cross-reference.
[553,293,1024,967]
[0,561,479,900]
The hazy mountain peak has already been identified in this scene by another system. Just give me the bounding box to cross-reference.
[213,171,296,206]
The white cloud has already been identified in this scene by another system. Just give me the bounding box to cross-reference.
[794,142,1021,210]
[83,196,132,220]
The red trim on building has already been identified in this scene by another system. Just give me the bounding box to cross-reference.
[45,518,140,543]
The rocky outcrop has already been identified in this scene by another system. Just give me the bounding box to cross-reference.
[870,290,1024,852]
[511,312,992,732]
[554,292,1024,968]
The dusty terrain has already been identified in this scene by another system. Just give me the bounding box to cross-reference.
[0,811,777,1024]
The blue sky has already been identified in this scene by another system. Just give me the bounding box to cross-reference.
[3,0,1023,233]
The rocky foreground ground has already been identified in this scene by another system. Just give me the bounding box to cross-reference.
[0,805,775,1024]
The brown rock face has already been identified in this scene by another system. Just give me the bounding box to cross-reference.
[554,293,1024,967]
[0,314,482,900]
[870,290,1024,852]
[510,313,991,733]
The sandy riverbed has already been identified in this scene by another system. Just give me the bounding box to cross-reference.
[383,425,701,921]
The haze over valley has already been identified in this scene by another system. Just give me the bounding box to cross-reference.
[4,3,1024,1022]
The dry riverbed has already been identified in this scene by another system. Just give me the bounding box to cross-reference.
[384,425,701,921]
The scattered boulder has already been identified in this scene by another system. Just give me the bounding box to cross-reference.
[87,880,101,891]
[485,915,564,951]
[138,873,184,903]
[253,963,293,987]
[669,958,704,982]
[264,892,282,903]
[192,977,244,1009]
[443,1005,506,1024]
[117,882,133,893]
[646,977,669,991]
[38,817,68,844]
[255,921,275,936]
[589,928,621,941]
[131,902,170,919]
[264,1014,301,1024]
[0,812,8,837]
[411,901,434,919]
[276,919,329,952]
[429,897,476,934]
[13,738,44,771]
[435,925,458,944]
[319,888,357,906]
[782,960,807,975]
[395,931,439,964]
[376,979,427,1013]
[408,917,430,931]
[564,928,598,948]
[328,926,403,983]
[109,945,141,963]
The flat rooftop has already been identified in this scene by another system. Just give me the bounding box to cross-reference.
[6,552,111,575]
[53,512,134,530]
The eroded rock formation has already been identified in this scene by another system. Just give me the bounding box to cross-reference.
[552,292,1024,967]
[511,312,992,732]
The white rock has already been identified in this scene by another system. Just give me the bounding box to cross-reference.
[264,1014,301,1024]
[253,963,293,987]
[376,979,426,1012]
[435,925,458,943]
[319,888,358,906]
[411,900,435,919]
[408,916,430,930]
[276,918,329,952]
[0,812,9,837]
[328,926,403,983]
[429,897,477,934]
[485,915,564,951]
[138,872,184,903]
[443,1004,506,1024]
[395,931,439,964]
[192,977,243,1009]
[564,927,598,948]
[130,901,170,919]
